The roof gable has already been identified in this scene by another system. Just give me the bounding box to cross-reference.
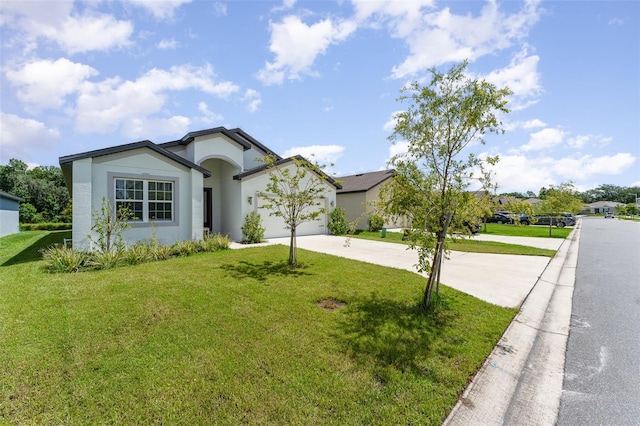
[234,155,342,189]
[59,140,211,177]
[336,170,395,193]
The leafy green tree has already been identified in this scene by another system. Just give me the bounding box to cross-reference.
[327,207,349,235]
[258,155,330,266]
[535,182,584,236]
[380,60,511,310]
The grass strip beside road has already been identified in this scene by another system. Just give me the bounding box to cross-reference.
[479,223,572,238]
[0,231,515,425]
[351,230,557,257]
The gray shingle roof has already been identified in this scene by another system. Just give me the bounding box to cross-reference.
[336,170,395,193]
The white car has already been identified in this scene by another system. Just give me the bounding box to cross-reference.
[604,212,614,218]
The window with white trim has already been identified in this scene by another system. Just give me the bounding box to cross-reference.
[114,178,174,222]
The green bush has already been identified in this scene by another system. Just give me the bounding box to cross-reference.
[87,250,123,270]
[20,222,72,231]
[241,211,265,243]
[123,242,155,265]
[369,215,385,232]
[328,207,350,235]
[41,245,88,273]
[201,233,231,251]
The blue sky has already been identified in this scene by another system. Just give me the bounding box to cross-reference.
[1,0,638,194]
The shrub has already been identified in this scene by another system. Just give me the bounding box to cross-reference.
[42,245,88,273]
[369,215,385,232]
[123,242,155,265]
[201,233,231,252]
[20,222,72,231]
[328,207,349,235]
[87,250,123,270]
[241,211,265,243]
[170,240,201,257]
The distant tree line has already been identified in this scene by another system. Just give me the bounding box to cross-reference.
[0,158,71,223]
[501,183,639,204]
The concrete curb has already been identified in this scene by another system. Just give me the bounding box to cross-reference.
[443,220,582,425]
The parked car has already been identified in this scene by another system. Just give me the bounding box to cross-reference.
[496,211,531,225]
[533,215,573,228]
[604,212,614,218]
[486,212,514,224]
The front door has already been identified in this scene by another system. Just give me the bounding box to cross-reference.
[203,187,212,231]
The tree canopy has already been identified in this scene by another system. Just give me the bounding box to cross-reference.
[0,158,70,223]
[379,60,511,310]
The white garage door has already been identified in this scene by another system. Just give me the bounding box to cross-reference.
[256,195,328,239]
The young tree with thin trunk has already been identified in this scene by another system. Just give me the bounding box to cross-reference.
[258,155,331,266]
[535,182,583,236]
[380,60,511,310]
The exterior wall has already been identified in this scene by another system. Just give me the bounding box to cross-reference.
[76,149,202,249]
[240,163,336,239]
[337,192,367,229]
[72,158,94,250]
[191,134,244,170]
[0,196,20,237]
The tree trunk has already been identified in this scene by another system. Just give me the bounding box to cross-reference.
[289,227,297,266]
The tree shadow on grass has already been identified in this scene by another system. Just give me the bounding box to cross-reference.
[335,292,456,376]
[219,260,312,282]
[2,231,71,267]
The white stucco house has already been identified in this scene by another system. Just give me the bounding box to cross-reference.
[0,191,23,238]
[59,127,341,250]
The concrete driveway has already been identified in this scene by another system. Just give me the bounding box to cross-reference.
[266,234,555,308]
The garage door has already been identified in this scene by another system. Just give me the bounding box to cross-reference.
[256,195,328,239]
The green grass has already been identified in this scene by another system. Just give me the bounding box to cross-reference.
[351,230,557,257]
[479,223,572,238]
[0,231,516,425]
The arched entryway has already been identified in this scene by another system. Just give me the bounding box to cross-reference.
[200,157,242,238]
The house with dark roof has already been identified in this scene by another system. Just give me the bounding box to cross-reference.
[0,191,24,238]
[59,127,340,249]
[336,169,404,230]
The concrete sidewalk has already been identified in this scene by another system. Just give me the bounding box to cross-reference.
[444,221,581,425]
[265,234,552,308]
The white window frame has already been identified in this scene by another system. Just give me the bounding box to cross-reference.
[108,172,179,227]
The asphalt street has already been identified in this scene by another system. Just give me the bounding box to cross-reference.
[558,217,640,425]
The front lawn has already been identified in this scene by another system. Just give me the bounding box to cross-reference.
[479,223,572,238]
[0,231,516,425]
[351,230,557,257]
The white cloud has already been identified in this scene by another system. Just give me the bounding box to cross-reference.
[384,141,410,166]
[5,58,99,110]
[74,64,240,134]
[608,17,623,26]
[257,15,357,85]
[196,102,224,125]
[484,151,637,193]
[483,49,542,110]
[0,2,133,54]
[283,144,345,165]
[126,0,191,20]
[41,13,133,54]
[504,118,546,132]
[241,89,262,112]
[520,127,567,152]
[389,0,542,78]
[351,0,435,37]
[157,38,179,49]
[383,110,404,132]
[213,1,227,17]
[0,113,60,163]
[122,115,191,139]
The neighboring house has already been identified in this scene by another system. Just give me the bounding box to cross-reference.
[60,127,340,250]
[0,192,23,238]
[586,201,625,214]
[336,170,404,230]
